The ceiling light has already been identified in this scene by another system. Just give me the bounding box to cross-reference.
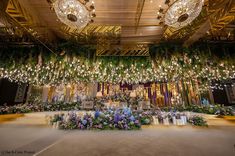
[52,0,95,29]
[164,0,204,28]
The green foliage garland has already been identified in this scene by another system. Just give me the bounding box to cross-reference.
[0,45,234,87]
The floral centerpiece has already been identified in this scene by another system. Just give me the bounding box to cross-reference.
[48,108,141,130]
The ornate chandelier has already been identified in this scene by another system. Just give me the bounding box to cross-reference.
[52,0,96,29]
[164,0,204,28]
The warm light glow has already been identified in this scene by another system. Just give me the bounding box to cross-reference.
[165,0,204,28]
[96,92,103,97]
[53,0,91,28]
[130,91,137,98]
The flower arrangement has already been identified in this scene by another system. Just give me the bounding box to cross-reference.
[139,111,152,125]
[0,103,36,114]
[48,109,209,129]
[48,108,141,130]
[148,110,188,125]
[188,115,208,126]
[214,105,234,117]
[162,104,234,116]
[0,102,81,115]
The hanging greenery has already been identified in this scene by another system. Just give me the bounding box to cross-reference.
[0,44,234,88]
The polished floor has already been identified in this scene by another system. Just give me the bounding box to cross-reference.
[0,113,235,156]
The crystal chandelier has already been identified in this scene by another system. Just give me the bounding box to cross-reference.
[164,0,204,28]
[52,0,96,29]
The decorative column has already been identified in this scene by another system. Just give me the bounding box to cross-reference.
[97,82,100,92]
[70,84,75,102]
[65,85,71,102]
[25,84,32,104]
[102,82,104,95]
[208,82,215,104]
[160,83,165,106]
[186,82,192,105]
[42,85,49,103]
[148,87,151,99]
[48,86,55,103]
[93,82,98,97]
[181,80,189,106]
[88,82,97,97]
[107,83,109,95]
[164,83,169,107]
[154,83,157,106]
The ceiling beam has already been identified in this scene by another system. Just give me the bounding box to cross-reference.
[135,0,145,33]
[184,0,235,46]
[17,0,56,42]
[184,19,211,47]
[209,0,235,33]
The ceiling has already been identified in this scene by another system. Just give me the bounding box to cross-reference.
[16,0,166,44]
[0,0,234,54]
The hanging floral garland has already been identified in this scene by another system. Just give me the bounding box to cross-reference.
[0,45,234,89]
